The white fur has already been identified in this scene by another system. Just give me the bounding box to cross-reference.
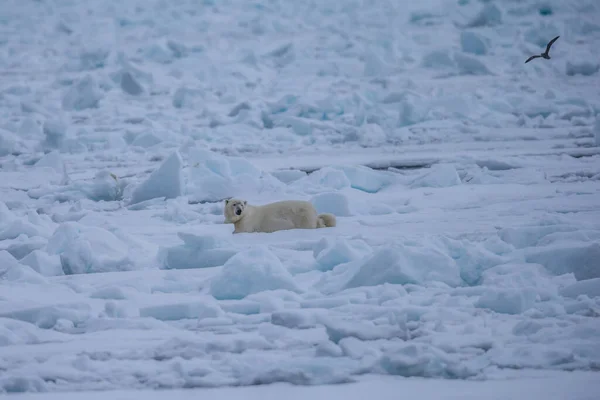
[224,198,336,234]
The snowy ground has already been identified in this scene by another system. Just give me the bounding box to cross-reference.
[1,0,600,397]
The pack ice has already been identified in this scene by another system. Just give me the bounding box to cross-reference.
[1,0,600,396]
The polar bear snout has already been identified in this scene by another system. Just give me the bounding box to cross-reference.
[232,201,245,216]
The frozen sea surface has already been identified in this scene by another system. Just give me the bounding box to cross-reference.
[1,0,600,397]
[7,373,600,400]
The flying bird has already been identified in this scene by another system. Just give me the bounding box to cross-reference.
[525,36,560,64]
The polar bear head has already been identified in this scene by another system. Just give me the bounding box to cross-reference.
[224,198,248,223]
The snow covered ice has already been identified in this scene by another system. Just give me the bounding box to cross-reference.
[1,0,600,398]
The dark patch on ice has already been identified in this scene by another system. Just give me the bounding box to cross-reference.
[539,6,553,16]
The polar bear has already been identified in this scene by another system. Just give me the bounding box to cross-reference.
[224,198,336,234]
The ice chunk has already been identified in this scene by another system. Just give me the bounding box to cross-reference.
[300,296,351,309]
[595,116,600,147]
[237,358,354,386]
[338,336,380,359]
[440,236,509,286]
[525,242,600,281]
[358,123,387,147]
[566,61,599,77]
[159,197,205,223]
[265,41,295,68]
[410,9,443,24]
[110,60,153,88]
[311,192,352,217]
[488,342,584,370]
[130,151,183,204]
[315,341,343,357]
[313,237,371,271]
[454,53,491,75]
[34,151,68,185]
[18,117,41,138]
[397,93,425,127]
[45,222,133,274]
[219,299,261,315]
[467,4,502,28]
[295,167,351,191]
[62,75,103,111]
[89,286,131,300]
[244,292,286,313]
[280,116,312,136]
[380,343,474,378]
[0,317,67,347]
[480,263,556,300]
[104,132,127,149]
[324,318,405,344]
[78,48,109,70]
[0,376,46,393]
[144,42,175,64]
[1,236,46,260]
[410,164,461,188]
[42,119,67,149]
[131,132,162,148]
[560,278,600,298]
[0,302,91,329]
[271,169,307,184]
[475,287,538,314]
[34,151,64,175]
[120,71,144,95]
[368,203,396,215]
[191,147,234,178]
[20,250,63,277]
[187,148,284,203]
[139,297,223,321]
[0,128,26,156]
[0,202,13,226]
[210,246,301,300]
[460,31,488,55]
[337,165,393,193]
[0,219,44,241]
[159,232,237,269]
[421,50,456,70]
[344,244,461,290]
[168,39,187,58]
[499,224,577,249]
[270,309,322,329]
[0,250,46,284]
[364,48,387,77]
[172,87,189,108]
[29,170,127,203]
[228,102,251,118]
[227,155,263,177]
[0,207,53,243]
[84,170,127,201]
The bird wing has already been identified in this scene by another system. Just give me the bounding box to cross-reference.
[525,55,540,64]
[545,36,560,53]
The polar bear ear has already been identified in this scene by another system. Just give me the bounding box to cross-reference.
[225,199,230,205]
[243,200,247,206]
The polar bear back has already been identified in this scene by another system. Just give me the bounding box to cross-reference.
[239,200,319,233]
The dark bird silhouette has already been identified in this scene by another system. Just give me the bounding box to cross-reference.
[525,36,560,64]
